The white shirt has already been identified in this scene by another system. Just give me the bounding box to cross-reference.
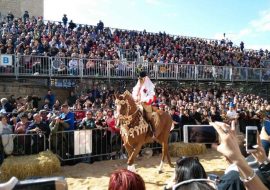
[132,76,155,103]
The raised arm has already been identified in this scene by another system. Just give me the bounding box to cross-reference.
[210,121,268,190]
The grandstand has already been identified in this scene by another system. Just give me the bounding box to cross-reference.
[0,12,270,100]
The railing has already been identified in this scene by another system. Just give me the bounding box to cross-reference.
[1,127,180,163]
[1,54,270,82]
[4,133,47,156]
[49,128,179,162]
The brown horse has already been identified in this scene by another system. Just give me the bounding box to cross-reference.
[115,90,173,173]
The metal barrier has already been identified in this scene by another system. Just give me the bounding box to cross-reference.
[0,54,269,82]
[18,55,50,76]
[49,128,181,162]
[248,68,262,82]
[49,128,123,161]
[177,64,193,80]
[157,63,178,80]
[82,59,108,78]
[6,133,47,156]
[109,60,134,79]
[196,65,214,81]
[232,67,247,82]
[0,126,197,163]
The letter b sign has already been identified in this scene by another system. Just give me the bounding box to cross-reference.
[1,55,12,66]
[3,57,9,64]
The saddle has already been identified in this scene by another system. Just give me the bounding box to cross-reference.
[139,105,160,137]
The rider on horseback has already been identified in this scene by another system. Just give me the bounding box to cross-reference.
[132,71,158,139]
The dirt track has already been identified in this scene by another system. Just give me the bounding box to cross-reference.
[57,149,227,190]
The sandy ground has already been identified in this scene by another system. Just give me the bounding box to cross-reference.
[56,149,228,190]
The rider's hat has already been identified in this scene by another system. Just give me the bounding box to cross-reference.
[139,71,147,78]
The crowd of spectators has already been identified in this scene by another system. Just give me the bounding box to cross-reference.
[0,83,270,161]
[1,10,270,189]
[108,123,270,190]
[0,11,270,72]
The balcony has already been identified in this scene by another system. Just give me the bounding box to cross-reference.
[0,54,269,83]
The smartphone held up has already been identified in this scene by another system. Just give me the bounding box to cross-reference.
[183,125,219,144]
[246,126,258,152]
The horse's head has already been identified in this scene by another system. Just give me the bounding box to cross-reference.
[114,90,137,125]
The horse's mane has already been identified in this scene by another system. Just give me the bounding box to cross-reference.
[123,90,136,105]
[123,90,132,99]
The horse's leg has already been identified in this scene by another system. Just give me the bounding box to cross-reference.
[124,144,132,159]
[165,141,173,168]
[158,139,173,173]
[158,141,166,173]
[127,143,143,172]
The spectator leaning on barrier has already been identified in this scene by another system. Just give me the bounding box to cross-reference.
[60,104,75,131]
[26,113,50,153]
[15,113,29,134]
[79,111,95,130]
[68,53,79,75]
[105,109,118,134]
[95,110,110,160]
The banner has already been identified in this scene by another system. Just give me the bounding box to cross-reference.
[74,130,92,155]
[0,54,13,66]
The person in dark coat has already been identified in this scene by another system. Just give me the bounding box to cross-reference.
[62,14,68,27]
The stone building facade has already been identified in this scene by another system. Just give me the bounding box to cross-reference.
[0,0,44,19]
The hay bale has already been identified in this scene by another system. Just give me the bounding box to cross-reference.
[169,142,206,157]
[0,151,60,181]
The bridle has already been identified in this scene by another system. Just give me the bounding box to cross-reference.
[115,95,139,125]
[115,100,139,121]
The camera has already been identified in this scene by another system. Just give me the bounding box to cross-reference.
[183,125,219,144]
[246,126,258,152]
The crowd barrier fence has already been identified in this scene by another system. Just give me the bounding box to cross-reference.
[2,128,181,162]
[0,54,270,82]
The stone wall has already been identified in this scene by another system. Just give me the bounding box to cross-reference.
[0,82,69,106]
[0,0,44,18]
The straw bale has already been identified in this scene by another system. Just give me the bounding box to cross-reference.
[0,151,60,181]
[169,142,206,157]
